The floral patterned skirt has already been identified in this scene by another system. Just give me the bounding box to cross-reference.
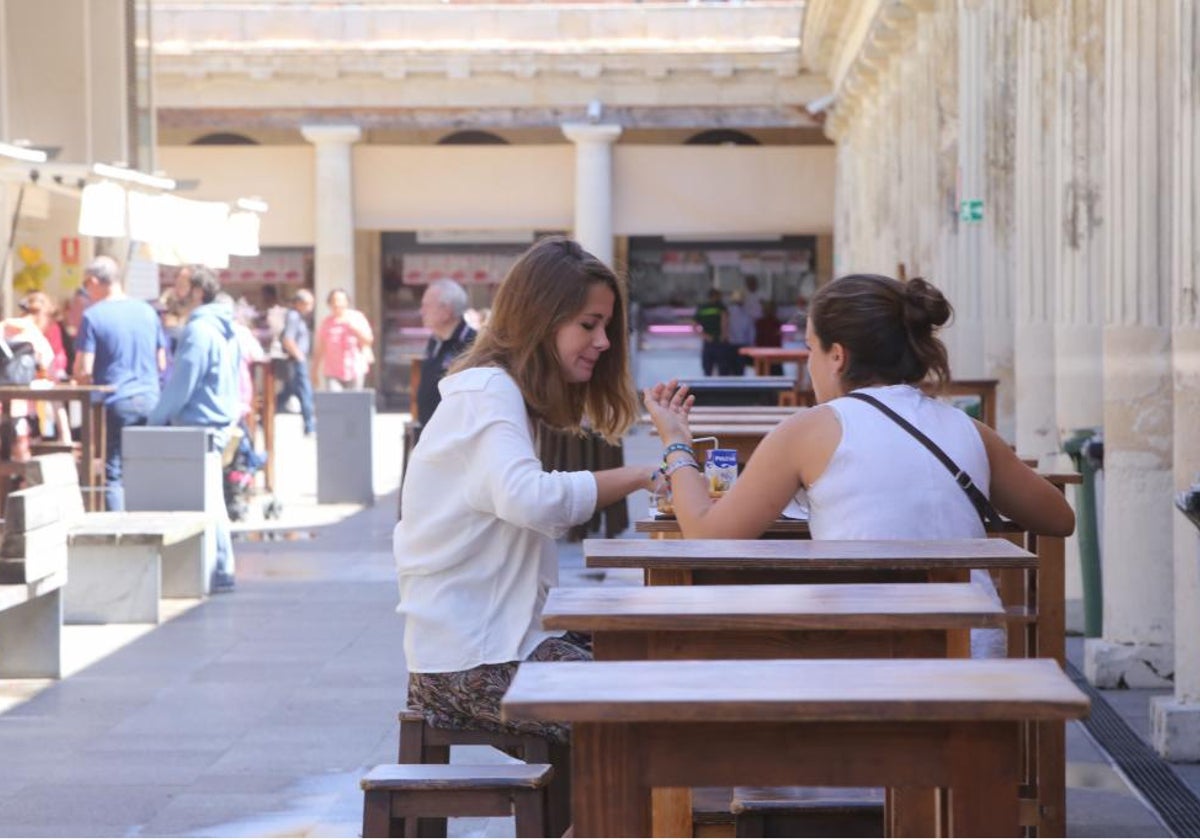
[407,632,592,745]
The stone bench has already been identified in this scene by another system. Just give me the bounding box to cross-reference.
[0,484,68,678]
[22,454,212,625]
[360,763,553,838]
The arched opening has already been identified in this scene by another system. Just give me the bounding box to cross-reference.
[190,132,260,146]
[683,129,761,146]
[436,130,509,146]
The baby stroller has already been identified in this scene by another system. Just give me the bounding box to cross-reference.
[222,425,278,521]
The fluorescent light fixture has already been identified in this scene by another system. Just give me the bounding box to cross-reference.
[416,229,534,245]
[0,141,48,163]
[236,197,269,213]
[93,162,176,190]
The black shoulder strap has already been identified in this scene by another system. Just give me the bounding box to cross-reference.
[845,391,1004,528]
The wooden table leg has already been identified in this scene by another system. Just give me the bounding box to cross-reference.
[573,723,650,838]
[946,722,1021,837]
[1033,533,1067,837]
[80,399,96,510]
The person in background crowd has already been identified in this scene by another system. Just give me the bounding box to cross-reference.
[416,278,477,429]
[149,265,241,593]
[21,292,68,380]
[394,238,659,821]
[692,286,730,376]
[216,292,266,422]
[61,287,92,374]
[755,299,784,375]
[74,256,167,511]
[276,289,315,436]
[312,289,374,391]
[742,274,764,324]
[725,289,756,376]
[645,273,1075,658]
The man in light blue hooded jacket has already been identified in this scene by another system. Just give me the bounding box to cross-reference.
[150,264,241,592]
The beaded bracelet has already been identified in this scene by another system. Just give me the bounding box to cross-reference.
[663,442,695,460]
[664,458,702,479]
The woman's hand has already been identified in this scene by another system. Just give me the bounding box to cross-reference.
[643,379,695,447]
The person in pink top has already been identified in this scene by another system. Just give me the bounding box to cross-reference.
[312,288,374,390]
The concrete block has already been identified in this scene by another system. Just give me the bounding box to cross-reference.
[124,427,222,514]
[65,543,161,624]
[1150,696,1200,761]
[123,426,210,460]
[0,586,62,678]
[0,520,67,560]
[1084,638,1175,689]
[315,390,375,505]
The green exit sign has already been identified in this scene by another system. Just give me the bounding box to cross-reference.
[959,199,984,222]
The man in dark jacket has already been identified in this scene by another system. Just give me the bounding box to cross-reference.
[416,279,476,428]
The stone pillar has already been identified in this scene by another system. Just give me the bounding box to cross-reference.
[1054,0,1106,634]
[301,125,361,326]
[1085,0,1175,689]
[950,0,985,378]
[1012,2,1059,459]
[1151,0,1200,760]
[561,123,621,268]
[980,1,1017,442]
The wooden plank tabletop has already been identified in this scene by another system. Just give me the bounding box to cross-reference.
[67,511,209,546]
[542,583,1006,631]
[502,658,1089,723]
[584,538,1036,570]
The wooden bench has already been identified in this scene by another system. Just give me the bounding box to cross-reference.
[0,484,67,678]
[502,658,1089,838]
[397,709,569,838]
[22,453,212,624]
[360,763,553,838]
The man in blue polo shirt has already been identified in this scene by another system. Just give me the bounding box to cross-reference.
[74,256,167,512]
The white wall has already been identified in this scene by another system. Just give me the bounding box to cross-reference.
[158,143,836,243]
[353,146,575,232]
[614,146,836,236]
[157,146,315,246]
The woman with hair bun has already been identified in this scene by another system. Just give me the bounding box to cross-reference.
[645,273,1074,654]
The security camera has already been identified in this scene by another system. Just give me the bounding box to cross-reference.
[805,93,837,115]
[586,99,604,124]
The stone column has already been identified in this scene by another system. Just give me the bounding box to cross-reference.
[1151,0,1200,760]
[561,123,621,268]
[1085,0,1175,689]
[950,0,985,378]
[980,1,1017,442]
[1012,1,1059,459]
[1054,0,1106,634]
[301,125,361,327]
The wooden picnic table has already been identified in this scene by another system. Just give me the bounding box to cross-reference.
[921,378,999,428]
[738,346,811,377]
[586,534,1066,836]
[0,383,112,511]
[676,376,795,407]
[502,658,1089,837]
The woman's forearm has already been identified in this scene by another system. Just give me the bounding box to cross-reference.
[593,464,655,512]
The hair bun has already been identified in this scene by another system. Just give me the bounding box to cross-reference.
[902,277,952,332]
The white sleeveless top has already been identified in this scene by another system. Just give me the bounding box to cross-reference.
[801,384,990,540]
[794,384,1002,657]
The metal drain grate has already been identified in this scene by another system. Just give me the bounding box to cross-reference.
[1065,661,1200,837]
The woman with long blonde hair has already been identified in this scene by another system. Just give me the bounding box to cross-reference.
[394,236,655,746]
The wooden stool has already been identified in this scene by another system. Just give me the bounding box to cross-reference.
[361,763,553,838]
[732,787,884,838]
[398,709,569,837]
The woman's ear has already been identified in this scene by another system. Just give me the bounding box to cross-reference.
[829,341,848,375]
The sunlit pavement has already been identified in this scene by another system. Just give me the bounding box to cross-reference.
[0,343,1191,837]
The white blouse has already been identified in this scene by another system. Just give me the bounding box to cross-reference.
[393,367,598,673]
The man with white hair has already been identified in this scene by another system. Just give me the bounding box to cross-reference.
[416,278,476,428]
